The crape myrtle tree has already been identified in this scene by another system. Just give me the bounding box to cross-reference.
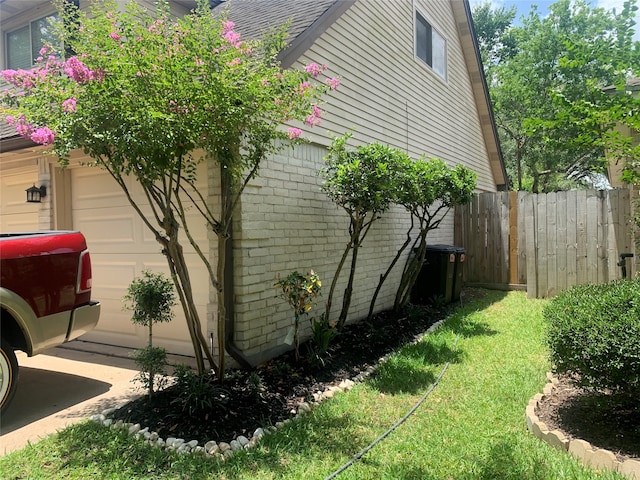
[366,156,476,318]
[392,159,476,311]
[0,0,337,377]
[320,134,399,330]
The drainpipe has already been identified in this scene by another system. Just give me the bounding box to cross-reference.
[222,168,252,369]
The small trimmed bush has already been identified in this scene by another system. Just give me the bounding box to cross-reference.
[544,279,640,397]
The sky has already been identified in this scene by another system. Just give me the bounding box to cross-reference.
[469,0,640,41]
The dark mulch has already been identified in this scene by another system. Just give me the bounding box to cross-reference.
[111,288,640,462]
[110,301,453,445]
[535,375,640,462]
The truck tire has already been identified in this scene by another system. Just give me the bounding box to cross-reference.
[0,339,18,414]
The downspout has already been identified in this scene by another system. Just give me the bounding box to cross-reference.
[222,167,252,369]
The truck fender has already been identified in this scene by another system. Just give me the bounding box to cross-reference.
[0,287,36,356]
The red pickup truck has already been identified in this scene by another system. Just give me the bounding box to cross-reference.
[0,231,100,413]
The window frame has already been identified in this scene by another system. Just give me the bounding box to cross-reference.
[414,9,447,81]
[5,12,61,71]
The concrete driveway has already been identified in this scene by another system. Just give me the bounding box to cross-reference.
[0,341,141,455]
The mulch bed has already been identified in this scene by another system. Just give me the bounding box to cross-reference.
[110,302,452,445]
[111,288,640,462]
[535,375,640,462]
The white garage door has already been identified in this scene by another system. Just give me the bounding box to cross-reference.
[0,166,40,233]
[71,166,212,356]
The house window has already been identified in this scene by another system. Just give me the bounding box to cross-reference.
[6,13,60,70]
[415,11,446,80]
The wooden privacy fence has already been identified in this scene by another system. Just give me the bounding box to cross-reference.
[454,189,635,298]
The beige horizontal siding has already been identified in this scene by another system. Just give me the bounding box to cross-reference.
[287,0,497,192]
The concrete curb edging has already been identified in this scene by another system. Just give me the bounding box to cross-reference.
[526,374,640,479]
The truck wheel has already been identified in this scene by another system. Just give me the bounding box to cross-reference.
[0,339,18,414]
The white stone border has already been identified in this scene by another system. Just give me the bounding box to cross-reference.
[88,318,447,460]
[526,374,640,479]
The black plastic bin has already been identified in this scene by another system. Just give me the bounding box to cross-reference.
[411,244,457,305]
[452,247,466,302]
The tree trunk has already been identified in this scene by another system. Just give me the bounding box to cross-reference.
[394,231,428,311]
[217,233,227,377]
[325,236,353,325]
[367,220,413,321]
[337,220,363,330]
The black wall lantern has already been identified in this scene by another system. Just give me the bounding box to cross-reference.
[26,184,47,203]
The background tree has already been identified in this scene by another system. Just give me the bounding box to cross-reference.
[472,1,517,69]
[1,0,334,377]
[473,0,640,192]
[320,134,398,330]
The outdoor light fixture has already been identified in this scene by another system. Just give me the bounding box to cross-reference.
[26,184,47,203]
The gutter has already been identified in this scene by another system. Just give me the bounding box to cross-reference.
[0,135,37,154]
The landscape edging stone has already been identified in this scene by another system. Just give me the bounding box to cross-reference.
[526,374,640,480]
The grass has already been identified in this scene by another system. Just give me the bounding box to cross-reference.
[0,290,627,479]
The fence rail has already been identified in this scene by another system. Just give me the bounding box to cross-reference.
[454,189,634,298]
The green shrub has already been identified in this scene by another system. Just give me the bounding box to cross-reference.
[544,279,640,397]
[122,270,176,397]
[171,365,229,417]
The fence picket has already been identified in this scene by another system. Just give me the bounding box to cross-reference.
[566,191,578,289]
[556,191,567,294]
[455,188,633,298]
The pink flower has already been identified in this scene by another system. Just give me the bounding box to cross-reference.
[305,62,327,78]
[62,97,77,113]
[222,21,235,34]
[226,58,241,66]
[5,115,15,126]
[30,126,55,146]
[298,81,311,94]
[305,105,322,127]
[1,69,36,89]
[326,77,340,90]
[13,115,34,138]
[287,127,303,139]
[148,22,161,33]
[109,32,121,41]
[65,57,104,83]
[224,30,241,47]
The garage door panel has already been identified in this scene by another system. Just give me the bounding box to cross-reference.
[72,168,133,209]
[76,213,136,249]
[91,256,209,301]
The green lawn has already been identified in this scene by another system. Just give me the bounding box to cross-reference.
[0,290,626,479]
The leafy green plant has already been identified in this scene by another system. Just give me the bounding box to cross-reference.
[122,270,176,396]
[544,279,640,398]
[275,270,322,360]
[391,159,476,311]
[247,371,265,398]
[320,134,403,328]
[171,364,229,417]
[307,315,339,368]
[131,346,170,396]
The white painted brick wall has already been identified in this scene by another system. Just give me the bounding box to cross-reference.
[232,142,455,364]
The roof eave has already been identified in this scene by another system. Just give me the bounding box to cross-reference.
[451,0,509,191]
[277,0,354,69]
[0,135,37,154]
